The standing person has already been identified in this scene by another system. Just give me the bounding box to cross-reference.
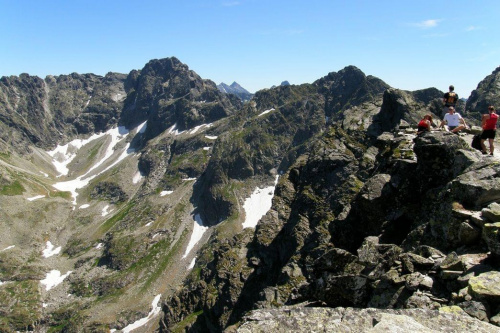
[480,105,498,155]
[443,85,458,115]
[417,114,433,134]
[439,106,467,133]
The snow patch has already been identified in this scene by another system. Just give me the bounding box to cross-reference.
[39,171,49,177]
[27,195,45,201]
[136,120,148,134]
[115,294,162,333]
[182,177,197,181]
[95,243,103,249]
[182,214,208,258]
[40,270,72,291]
[160,190,173,197]
[188,257,196,270]
[51,125,139,205]
[168,123,185,136]
[145,222,153,227]
[242,176,279,229]
[47,131,108,176]
[42,241,61,258]
[189,123,213,135]
[203,147,211,151]
[258,108,275,117]
[79,204,90,209]
[133,171,144,184]
[1,245,15,252]
[101,205,110,216]
[205,135,217,140]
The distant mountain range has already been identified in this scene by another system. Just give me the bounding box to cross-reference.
[217,81,253,101]
[1,56,500,332]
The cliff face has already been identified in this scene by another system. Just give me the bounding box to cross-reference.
[160,70,500,332]
[1,59,500,333]
[0,72,126,153]
[466,66,500,119]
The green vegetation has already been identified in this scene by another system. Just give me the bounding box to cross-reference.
[0,180,25,195]
[47,302,87,333]
[0,280,42,331]
[0,151,11,160]
[49,190,72,199]
[97,201,134,236]
[171,310,204,333]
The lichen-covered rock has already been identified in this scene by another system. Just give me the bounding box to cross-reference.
[468,271,500,303]
[236,307,500,333]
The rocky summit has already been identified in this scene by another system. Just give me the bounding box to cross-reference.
[0,59,500,332]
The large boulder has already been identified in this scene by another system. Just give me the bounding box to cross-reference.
[468,271,500,304]
[413,131,473,189]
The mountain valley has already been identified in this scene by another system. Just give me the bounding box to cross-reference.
[1,58,500,332]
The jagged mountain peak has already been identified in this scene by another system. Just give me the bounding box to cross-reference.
[217,81,253,101]
[466,65,500,120]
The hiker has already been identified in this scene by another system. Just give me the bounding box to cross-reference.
[443,85,458,115]
[417,114,433,134]
[439,106,467,133]
[480,105,498,155]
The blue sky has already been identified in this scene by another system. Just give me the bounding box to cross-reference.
[1,1,499,99]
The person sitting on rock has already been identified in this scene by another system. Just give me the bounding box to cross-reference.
[480,105,498,156]
[439,106,467,133]
[417,114,433,134]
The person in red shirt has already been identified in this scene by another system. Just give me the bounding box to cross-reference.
[481,105,498,156]
[417,114,433,134]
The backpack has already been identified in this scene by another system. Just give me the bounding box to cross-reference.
[471,134,482,151]
[446,92,457,105]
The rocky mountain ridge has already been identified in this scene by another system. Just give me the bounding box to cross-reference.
[0,59,499,332]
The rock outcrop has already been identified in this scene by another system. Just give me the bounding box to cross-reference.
[466,66,500,120]
[236,306,500,333]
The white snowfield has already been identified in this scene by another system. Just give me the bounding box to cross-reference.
[188,123,213,135]
[168,123,185,136]
[160,190,173,197]
[40,270,72,291]
[182,214,208,258]
[27,195,45,201]
[1,245,15,252]
[42,241,61,258]
[111,294,162,333]
[49,122,147,205]
[205,135,217,140]
[133,171,144,184]
[101,205,111,216]
[188,257,196,270]
[258,108,275,117]
[242,175,279,229]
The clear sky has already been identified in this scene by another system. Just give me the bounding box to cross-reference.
[1,1,499,99]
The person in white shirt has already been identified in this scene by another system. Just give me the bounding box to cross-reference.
[439,106,467,133]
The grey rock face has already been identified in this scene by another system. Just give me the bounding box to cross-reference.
[236,307,500,333]
[466,66,500,120]
[0,72,126,152]
[121,57,237,140]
